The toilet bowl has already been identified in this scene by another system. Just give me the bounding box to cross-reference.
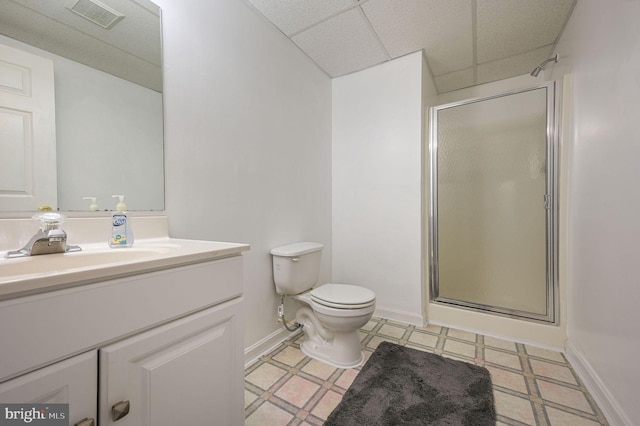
[293,284,375,368]
[271,243,376,368]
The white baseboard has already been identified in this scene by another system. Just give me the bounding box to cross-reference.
[565,341,631,426]
[374,307,425,327]
[244,326,301,368]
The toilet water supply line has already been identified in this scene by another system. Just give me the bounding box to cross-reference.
[295,307,333,342]
[278,296,333,342]
[278,295,302,331]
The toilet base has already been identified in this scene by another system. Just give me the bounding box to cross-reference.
[299,331,364,369]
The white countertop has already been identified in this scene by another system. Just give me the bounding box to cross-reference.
[0,237,250,300]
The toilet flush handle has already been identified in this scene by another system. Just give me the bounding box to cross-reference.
[291,257,299,262]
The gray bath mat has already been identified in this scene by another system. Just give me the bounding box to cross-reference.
[325,341,496,425]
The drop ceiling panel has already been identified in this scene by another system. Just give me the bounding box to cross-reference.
[362,0,473,76]
[0,0,161,91]
[434,68,474,93]
[477,45,554,85]
[8,0,161,65]
[247,0,576,93]
[476,0,575,63]
[248,0,358,36]
[4,0,578,94]
[291,7,389,77]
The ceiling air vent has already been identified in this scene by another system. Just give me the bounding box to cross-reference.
[65,0,124,29]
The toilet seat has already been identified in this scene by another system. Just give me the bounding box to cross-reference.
[310,284,376,309]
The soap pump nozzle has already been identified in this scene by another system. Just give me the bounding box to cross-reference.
[83,197,99,211]
[112,195,127,212]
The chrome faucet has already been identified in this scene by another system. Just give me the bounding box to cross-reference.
[5,212,82,258]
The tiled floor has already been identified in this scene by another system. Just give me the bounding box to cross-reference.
[244,317,609,425]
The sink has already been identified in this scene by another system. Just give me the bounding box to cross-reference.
[0,246,175,277]
[0,238,249,300]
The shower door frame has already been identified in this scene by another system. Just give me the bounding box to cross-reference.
[428,81,560,323]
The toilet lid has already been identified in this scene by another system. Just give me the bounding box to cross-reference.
[310,284,376,307]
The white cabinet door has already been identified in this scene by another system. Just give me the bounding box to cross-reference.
[0,42,57,211]
[99,298,244,426]
[0,351,97,426]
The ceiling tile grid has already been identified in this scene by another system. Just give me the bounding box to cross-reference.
[246,0,576,93]
[247,0,358,36]
[291,7,389,77]
[1,0,162,91]
[434,68,475,94]
[476,0,576,63]
[476,45,555,85]
[361,0,473,76]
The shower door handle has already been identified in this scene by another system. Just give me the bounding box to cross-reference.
[544,194,552,209]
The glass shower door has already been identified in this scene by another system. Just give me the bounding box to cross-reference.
[429,83,558,322]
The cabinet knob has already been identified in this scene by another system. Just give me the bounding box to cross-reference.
[111,400,131,421]
[74,418,95,426]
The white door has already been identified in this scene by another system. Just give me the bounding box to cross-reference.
[0,42,57,211]
[0,351,97,426]
[99,300,244,426]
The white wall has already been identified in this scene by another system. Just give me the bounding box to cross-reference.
[155,0,333,351]
[551,1,640,424]
[332,52,432,325]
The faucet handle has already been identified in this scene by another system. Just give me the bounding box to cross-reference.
[32,211,66,232]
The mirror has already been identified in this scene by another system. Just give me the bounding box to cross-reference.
[0,0,164,211]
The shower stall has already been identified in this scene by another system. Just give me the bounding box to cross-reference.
[429,82,559,323]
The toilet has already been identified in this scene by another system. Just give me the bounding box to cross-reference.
[271,242,376,368]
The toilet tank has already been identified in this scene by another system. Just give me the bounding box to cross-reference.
[270,242,323,295]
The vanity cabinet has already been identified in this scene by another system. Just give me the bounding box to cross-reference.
[0,253,245,426]
[0,351,97,425]
[99,300,240,426]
